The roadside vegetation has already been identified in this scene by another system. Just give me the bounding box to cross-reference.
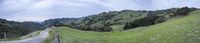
[0,30,41,41]
[19,30,41,40]
[0,19,45,40]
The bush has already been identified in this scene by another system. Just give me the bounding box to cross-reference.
[124,16,166,30]
[174,7,190,16]
[89,23,113,32]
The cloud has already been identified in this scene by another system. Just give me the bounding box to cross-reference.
[0,0,200,22]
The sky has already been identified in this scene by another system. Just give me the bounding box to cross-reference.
[0,0,200,22]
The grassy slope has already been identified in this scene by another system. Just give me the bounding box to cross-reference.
[47,10,200,43]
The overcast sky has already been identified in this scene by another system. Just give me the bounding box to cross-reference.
[0,0,200,22]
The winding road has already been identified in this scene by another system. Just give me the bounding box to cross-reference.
[0,28,51,43]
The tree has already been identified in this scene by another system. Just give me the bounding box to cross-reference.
[89,23,113,32]
[174,7,190,16]
[0,22,11,39]
[154,16,167,24]
[124,16,163,30]
[53,21,66,27]
[0,19,32,39]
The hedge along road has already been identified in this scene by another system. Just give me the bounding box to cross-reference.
[0,28,51,43]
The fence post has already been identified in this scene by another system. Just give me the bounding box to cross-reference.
[56,30,61,43]
[57,34,60,43]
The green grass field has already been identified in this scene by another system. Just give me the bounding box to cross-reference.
[45,10,200,43]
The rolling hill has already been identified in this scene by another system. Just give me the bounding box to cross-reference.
[43,7,198,32]
[44,10,200,43]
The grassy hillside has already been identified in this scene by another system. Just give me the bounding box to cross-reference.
[43,7,197,32]
[45,10,200,43]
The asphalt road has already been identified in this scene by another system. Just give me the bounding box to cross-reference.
[0,28,50,43]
